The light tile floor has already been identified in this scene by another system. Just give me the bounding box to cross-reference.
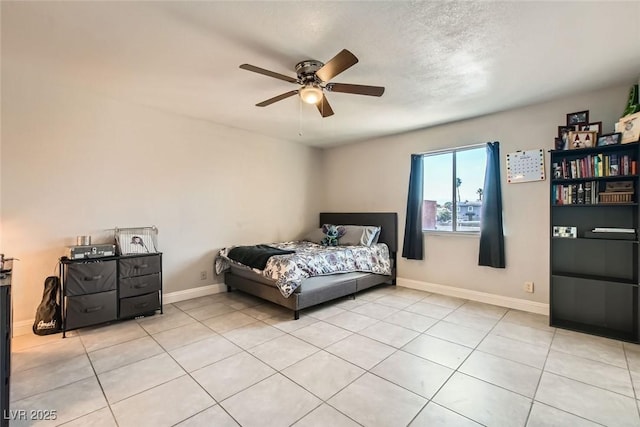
[9,285,640,426]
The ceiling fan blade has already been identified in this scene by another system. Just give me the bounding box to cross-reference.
[256,90,298,107]
[316,49,358,82]
[316,95,335,118]
[325,83,385,97]
[239,64,298,84]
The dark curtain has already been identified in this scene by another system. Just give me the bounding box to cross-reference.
[402,154,424,260]
[479,142,505,268]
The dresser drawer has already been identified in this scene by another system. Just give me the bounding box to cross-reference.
[119,255,161,278]
[65,291,117,330]
[119,274,161,298]
[65,261,117,296]
[119,292,160,319]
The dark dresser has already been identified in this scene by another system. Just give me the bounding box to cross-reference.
[60,253,162,336]
[1,274,11,427]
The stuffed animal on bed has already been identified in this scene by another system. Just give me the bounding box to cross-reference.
[321,224,346,246]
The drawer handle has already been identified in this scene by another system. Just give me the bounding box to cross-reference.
[134,283,149,289]
[134,264,149,269]
[84,275,103,281]
[83,305,103,313]
[134,302,150,309]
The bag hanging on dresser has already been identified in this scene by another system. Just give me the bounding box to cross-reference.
[32,276,62,335]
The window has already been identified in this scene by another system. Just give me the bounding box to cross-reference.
[422,145,487,232]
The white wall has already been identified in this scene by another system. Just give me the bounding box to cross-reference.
[1,66,322,324]
[2,51,632,324]
[322,84,630,304]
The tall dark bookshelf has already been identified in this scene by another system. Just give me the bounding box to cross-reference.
[550,141,640,342]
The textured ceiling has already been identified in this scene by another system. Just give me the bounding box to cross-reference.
[3,1,640,147]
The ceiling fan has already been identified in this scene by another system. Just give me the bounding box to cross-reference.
[239,49,385,117]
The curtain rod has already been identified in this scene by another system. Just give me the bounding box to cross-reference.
[415,142,487,156]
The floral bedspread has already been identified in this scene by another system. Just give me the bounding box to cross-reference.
[215,241,392,298]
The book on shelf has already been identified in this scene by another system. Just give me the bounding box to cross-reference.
[577,183,585,204]
[553,181,601,205]
[610,154,619,176]
[555,152,635,179]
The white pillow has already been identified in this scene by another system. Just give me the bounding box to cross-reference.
[362,226,381,246]
[339,225,381,246]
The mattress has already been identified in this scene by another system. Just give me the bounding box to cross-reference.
[216,241,392,298]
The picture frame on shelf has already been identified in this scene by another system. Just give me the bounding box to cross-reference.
[597,132,622,146]
[566,110,589,127]
[619,112,640,144]
[568,130,597,149]
[554,137,565,151]
[552,226,577,238]
[557,125,574,150]
[580,121,602,136]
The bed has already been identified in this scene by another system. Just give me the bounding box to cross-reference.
[217,212,397,319]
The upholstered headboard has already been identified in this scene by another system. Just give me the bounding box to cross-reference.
[319,212,398,254]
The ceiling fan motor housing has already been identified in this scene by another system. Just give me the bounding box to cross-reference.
[295,60,324,85]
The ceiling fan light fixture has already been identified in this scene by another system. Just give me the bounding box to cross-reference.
[299,85,323,104]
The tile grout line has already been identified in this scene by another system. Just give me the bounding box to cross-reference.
[528,327,614,426]
[523,325,557,426]
[75,326,122,427]
[403,302,510,426]
[622,344,640,421]
[142,315,245,426]
[16,288,630,427]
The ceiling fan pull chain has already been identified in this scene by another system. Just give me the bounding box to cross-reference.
[298,97,303,137]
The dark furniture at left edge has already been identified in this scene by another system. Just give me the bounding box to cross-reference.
[1,274,11,427]
[60,253,163,337]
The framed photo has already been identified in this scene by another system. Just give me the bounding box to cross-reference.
[597,132,621,146]
[566,110,589,126]
[568,130,597,149]
[618,112,640,144]
[552,226,577,238]
[557,125,574,150]
[580,121,602,136]
[554,137,565,151]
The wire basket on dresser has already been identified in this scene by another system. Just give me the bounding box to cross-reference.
[114,226,158,255]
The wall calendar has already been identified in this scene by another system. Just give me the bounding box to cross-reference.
[506,149,546,183]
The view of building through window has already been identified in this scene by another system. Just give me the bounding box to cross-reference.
[422,146,487,232]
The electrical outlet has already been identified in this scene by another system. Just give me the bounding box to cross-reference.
[524,281,534,293]
[200,271,207,281]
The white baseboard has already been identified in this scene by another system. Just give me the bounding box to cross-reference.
[13,319,35,337]
[12,283,227,337]
[396,277,549,315]
[13,280,546,336]
[162,283,226,304]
